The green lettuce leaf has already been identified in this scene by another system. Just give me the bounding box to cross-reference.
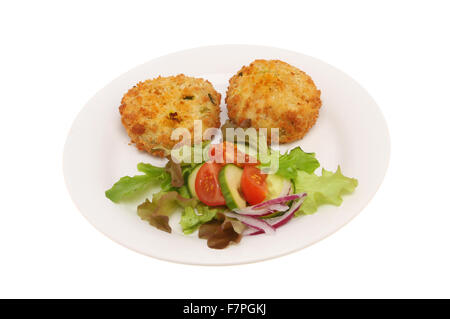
[293,166,358,215]
[105,175,153,203]
[180,205,220,235]
[277,147,320,177]
[106,163,172,203]
[137,162,168,178]
[137,191,198,233]
[176,185,191,199]
[259,146,320,177]
[137,162,172,191]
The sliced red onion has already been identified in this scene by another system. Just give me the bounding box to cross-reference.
[245,193,307,236]
[234,203,289,217]
[242,227,259,236]
[224,212,276,235]
[232,193,302,217]
[252,194,303,209]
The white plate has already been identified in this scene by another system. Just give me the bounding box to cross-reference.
[63,45,390,265]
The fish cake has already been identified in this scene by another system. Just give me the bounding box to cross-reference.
[119,74,221,157]
[226,59,321,143]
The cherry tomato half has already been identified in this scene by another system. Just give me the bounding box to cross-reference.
[195,162,226,206]
[241,166,268,205]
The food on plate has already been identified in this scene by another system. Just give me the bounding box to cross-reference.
[105,140,358,249]
[266,174,293,200]
[219,164,246,209]
[225,59,322,143]
[199,212,245,249]
[187,164,202,199]
[106,62,355,250]
[194,162,226,207]
[293,167,358,215]
[240,165,267,205]
[119,74,221,157]
[236,194,307,236]
[137,191,197,233]
[105,163,171,203]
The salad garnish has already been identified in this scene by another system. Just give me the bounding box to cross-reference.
[105,139,358,249]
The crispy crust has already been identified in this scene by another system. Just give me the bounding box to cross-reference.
[225,60,322,143]
[119,74,221,157]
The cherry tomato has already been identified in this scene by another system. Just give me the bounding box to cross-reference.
[209,142,259,167]
[195,162,226,206]
[241,166,268,205]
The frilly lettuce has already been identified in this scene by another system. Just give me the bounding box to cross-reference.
[277,147,320,176]
[259,146,320,176]
[137,191,198,233]
[293,166,358,215]
[180,205,219,235]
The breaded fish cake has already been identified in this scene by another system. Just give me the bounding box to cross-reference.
[226,60,321,143]
[119,74,221,157]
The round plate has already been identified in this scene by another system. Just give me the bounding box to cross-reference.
[63,45,390,265]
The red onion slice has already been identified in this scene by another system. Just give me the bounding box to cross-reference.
[245,193,307,236]
[232,193,303,217]
[252,194,303,209]
[224,212,276,235]
[234,203,289,217]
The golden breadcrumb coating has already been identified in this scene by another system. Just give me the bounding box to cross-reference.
[226,59,321,143]
[119,74,221,157]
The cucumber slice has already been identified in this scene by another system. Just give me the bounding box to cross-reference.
[218,164,246,210]
[266,174,293,200]
[187,164,203,199]
[261,174,293,219]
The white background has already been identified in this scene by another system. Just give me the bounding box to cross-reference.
[1,0,449,298]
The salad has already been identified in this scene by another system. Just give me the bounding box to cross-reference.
[105,141,358,249]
